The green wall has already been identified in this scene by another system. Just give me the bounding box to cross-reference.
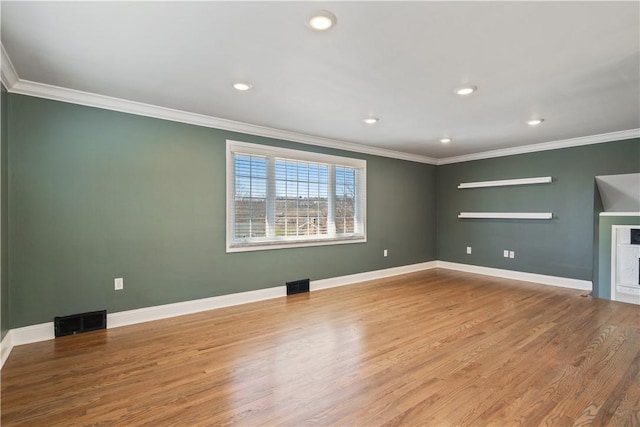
[4,91,638,330]
[7,94,437,328]
[1,86,8,340]
[436,139,640,281]
[597,216,640,299]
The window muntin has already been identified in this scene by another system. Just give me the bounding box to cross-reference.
[227,140,366,252]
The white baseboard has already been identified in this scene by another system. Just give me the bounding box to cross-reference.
[108,285,287,328]
[10,322,55,346]
[1,322,56,368]
[312,261,438,291]
[1,259,591,369]
[436,261,592,291]
[1,330,14,368]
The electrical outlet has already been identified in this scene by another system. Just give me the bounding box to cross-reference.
[383,249,388,257]
[114,277,124,291]
[503,250,509,258]
[466,246,472,254]
[509,251,515,259]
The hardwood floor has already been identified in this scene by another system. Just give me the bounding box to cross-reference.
[2,268,639,426]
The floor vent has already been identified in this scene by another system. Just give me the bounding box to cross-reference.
[286,279,310,295]
[54,310,107,337]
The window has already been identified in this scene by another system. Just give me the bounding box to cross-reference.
[226,140,366,252]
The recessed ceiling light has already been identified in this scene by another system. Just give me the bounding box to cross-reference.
[454,85,477,96]
[440,137,452,144]
[526,118,544,126]
[363,117,379,125]
[232,82,252,91]
[308,10,337,31]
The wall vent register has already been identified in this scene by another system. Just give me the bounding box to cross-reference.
[54,310,107,337]
[286,279,310,295]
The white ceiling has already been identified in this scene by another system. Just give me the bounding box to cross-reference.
[1,1,639,159]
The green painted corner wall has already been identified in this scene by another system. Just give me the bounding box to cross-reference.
[4,91,639,330]
[436,139,640,281]
[1,86,8,340]
[597,216,640,299]
[7,94,437,328]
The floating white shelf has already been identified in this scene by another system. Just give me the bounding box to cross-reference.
[458,212,553,220]
[458,176,552,189]
[599,212,640,217]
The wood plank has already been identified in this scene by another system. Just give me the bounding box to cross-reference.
[2,269,639,426]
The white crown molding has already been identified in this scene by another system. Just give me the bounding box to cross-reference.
[8,78,439,165]
[2,47,635,168]
[437,129,640,165]
[1,44,19,89]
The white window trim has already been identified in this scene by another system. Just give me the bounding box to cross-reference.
[226,140,367,253]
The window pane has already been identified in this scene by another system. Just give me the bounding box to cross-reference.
[275,160,286,180]
[344,199,355,217]
[335,166,357,236]
[235,155,251,177]
[308,164,319,183]
[336,167,345,186]
[249,198,266,217]
[251,157,267,178]
[286,184,298,198]
[344,218,354,233]
[344,168,355,183]
[319,166,328,183]
[298,185,309,199]
[285,216,297,236]
[235,176,250,197]
[298,163,308,181]
[318,186,328,199]
[235,218,250,238]
[251,178,266,198]
[317,217,328,234]
[235,199,249,217]
[276,180,286,198]
[318,200,328,215]
[286,161,297,180]
[251,219,266,237]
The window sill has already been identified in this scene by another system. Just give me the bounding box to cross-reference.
[226,236,367,253]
